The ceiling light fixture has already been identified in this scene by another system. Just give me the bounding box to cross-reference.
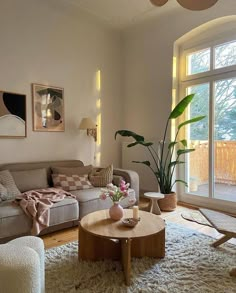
[150,0,218,11]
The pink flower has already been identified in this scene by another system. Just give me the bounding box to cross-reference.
[123,191,128,197]
[100,193,107,200]
[120,185,126,192]
[109,191,115,196]
[100,180,130,203]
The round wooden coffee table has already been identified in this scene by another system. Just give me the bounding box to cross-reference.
[79,209,165,285]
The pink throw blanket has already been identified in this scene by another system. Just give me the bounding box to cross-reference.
[14,188,76,235]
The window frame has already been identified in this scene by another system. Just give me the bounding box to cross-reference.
[180,34,236,82]
[177,33,236,214]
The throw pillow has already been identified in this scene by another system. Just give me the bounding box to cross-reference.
[11,168,49,192]
[89,164,113,187]
[51,165,93,176]
[52,174,93,191]
[0,170,21,200]
[0,183,8,201]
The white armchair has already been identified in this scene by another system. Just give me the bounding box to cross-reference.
[0,236,45,293]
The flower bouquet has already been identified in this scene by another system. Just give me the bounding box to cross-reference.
[100,180,130,203]
[100,180,130,220]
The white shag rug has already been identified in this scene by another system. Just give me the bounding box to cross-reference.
[45,222,236,293]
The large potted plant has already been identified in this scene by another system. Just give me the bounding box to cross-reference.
[115,94,205,211]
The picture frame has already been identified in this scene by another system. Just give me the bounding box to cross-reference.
[0,90,26,138]
[32,84,64,132]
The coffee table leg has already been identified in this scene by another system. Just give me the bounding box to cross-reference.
[151,198,161,215]
[121,238,131,286]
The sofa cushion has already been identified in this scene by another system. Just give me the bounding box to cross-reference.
[70,187,103,202]
[52,174,93,191]
[89,165,113,187]
[0,170,21,201]
[0,198,79,241]
[11,168,49,192]
[51,165,92,176]
[0,183,8,202]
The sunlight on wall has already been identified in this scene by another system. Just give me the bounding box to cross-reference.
[96,98,101,109]
[96,70,101,92]
[171,88,177,141]
[172,56,177,79]
[96,112,101,145]
[94,70,102,166]
[171,55,178,142]
[95,152,101,166]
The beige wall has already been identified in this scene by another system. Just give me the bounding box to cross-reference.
[122,0,236,190]
[0,0,122,166]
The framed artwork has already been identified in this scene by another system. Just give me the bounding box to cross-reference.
[0,90,26,138]
[32,84,64,132]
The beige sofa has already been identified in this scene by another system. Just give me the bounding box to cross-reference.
[0,160,139,243]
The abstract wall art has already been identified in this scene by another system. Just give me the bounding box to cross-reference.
[0,91,26,138]
[32,84,64,132]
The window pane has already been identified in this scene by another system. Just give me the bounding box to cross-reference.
[189,84,209,140]
[214,40,236,69]
[215,78,236,140]
[186,84,209,197]
[214,78,236,202]
[187,48,210,75]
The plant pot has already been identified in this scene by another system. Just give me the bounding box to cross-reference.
[109,202,124,220]
[158,192,177,212]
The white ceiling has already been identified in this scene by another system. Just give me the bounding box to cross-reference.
[65,0,179,30]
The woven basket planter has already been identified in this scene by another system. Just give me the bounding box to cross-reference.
[158,192,177,212]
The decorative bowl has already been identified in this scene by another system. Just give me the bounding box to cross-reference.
[121,217,140,227]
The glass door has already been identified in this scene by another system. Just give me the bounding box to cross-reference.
[187,83,210,198]
[178,34,236,212]
[185,78,236,204]
[214,77,236,202]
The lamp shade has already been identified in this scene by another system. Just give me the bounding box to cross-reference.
[79,117,96,129]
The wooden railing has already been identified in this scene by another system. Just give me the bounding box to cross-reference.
[189,141,236,185]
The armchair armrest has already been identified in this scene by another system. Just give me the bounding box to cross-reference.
[113,168,139,204]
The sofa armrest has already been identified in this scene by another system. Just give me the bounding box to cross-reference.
[113,168,139,204]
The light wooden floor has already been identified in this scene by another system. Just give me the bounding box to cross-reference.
[41,199,236,249]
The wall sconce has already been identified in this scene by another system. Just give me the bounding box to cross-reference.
[79,117,97,141]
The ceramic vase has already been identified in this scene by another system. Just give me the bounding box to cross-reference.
[109,202,124,220]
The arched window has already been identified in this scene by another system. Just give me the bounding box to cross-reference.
[176,18,236,213]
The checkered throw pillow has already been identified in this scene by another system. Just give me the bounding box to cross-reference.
[52,174,93,191]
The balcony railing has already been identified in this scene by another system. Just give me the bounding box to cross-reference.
[190,141,236,185]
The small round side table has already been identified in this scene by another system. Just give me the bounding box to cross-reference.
[144,192,164,215]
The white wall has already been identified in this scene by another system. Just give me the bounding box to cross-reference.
[1,0,236,181]
[122,0,236,191]
[0,0,122,166]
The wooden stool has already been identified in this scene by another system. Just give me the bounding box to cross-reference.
[144,192,164,215]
